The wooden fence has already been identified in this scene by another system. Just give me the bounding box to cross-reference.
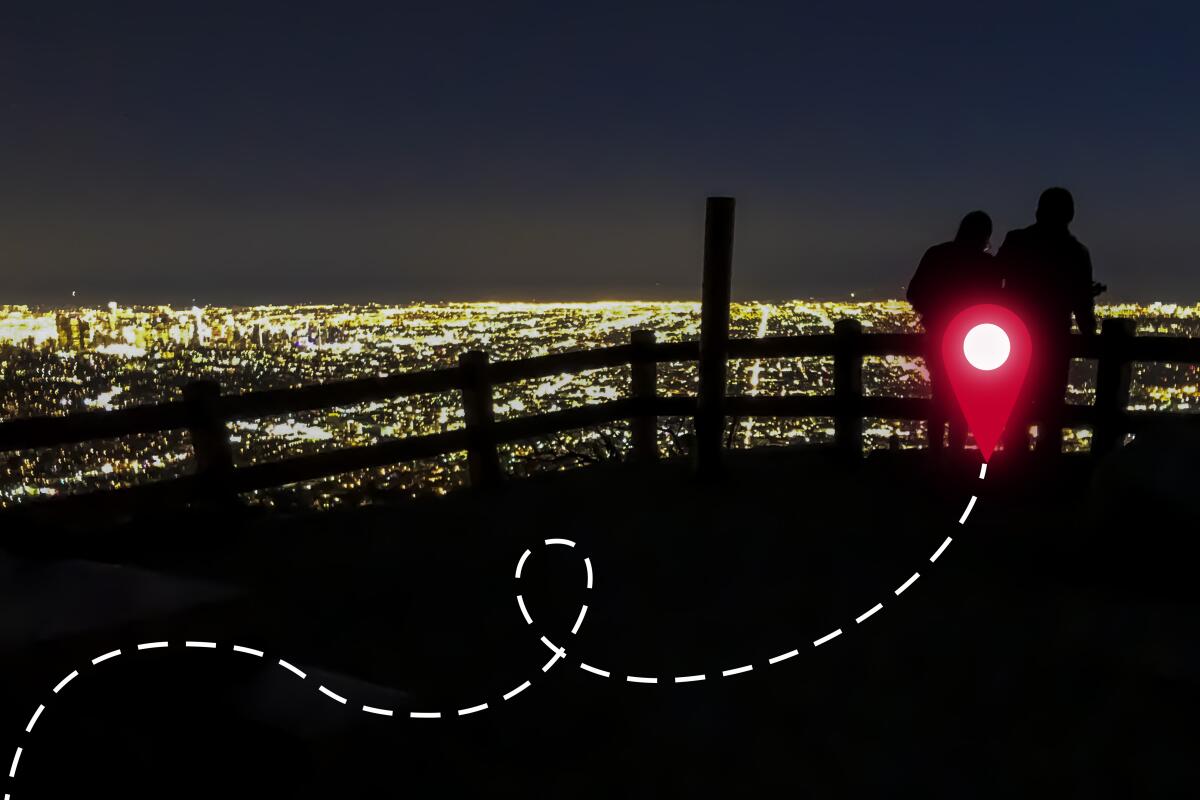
[1,197,1198,514]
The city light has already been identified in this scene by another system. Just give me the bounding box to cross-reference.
[0,300,1196,509]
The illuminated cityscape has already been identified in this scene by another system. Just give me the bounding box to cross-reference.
[1,300,1197,510]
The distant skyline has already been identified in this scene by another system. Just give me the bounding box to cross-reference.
[3,2,1199,304]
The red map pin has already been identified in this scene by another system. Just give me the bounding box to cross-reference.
[941,303,1032,461]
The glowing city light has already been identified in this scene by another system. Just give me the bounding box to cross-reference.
[0,299,1194,507]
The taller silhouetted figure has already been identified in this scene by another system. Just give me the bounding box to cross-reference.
[908,210,1000,452]
[997,187,1098,455]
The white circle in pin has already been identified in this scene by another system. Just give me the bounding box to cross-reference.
[962,323,1010,371]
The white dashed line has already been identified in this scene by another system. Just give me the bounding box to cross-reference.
[362,705,393,717]
[318,686,347,704]
[813,629,842,647]
[570,605,589,634]
[52,671,78,694]
[895,572,920,595]
[277,659,307,679]
[11,478,987,796]
[855,603,883,623]
[24,705,44,734]
[930,536,952,563]
[515,549,531,578]
[503,681,532,700]
[768,649,799,665]
[91,649,121,665]
[958,495,978,524]
[541,648,566,672]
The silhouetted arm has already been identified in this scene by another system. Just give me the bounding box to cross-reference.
[982,252,1003,293]
[906,250,935,322]
[1074,246,1097,336]
[994,233,1016,290]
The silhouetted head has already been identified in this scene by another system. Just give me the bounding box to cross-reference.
[954,210,992,251]
[1035,187,1074,227]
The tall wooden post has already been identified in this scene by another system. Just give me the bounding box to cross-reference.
[696,196,735,479]
[833,319,864,460]
[630,329,658,463]
[1093,318,1134,457]
[182,379,236,502]
[923,333,944,451]
[459,350,503,488]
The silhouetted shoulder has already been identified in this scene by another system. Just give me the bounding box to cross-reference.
[926,241,956,257]
[915,241,958,265]
[908,239,999,323]
[997,225,1036,257]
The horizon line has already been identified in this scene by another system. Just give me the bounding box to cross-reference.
[3,297,1198,311]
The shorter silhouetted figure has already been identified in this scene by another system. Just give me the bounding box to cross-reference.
[907,211,1000,452]
[997,187,1099,456]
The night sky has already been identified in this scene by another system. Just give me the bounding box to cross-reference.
[2,2,1198,305]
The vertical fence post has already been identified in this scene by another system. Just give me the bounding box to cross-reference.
[696,196,735,479]
[182,379,236,502]
[630,329,658,463]
[833,319,864,460]
[459,350,503,489]
[1093,318,1134,457]
[923,332,944,451]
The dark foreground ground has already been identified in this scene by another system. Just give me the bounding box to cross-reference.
[1,441,1197,798]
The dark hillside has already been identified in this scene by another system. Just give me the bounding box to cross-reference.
[1,446,1195,797]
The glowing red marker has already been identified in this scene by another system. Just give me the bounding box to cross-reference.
[941,304,1032,461]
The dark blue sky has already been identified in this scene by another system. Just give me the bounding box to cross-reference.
[2,2,1197,304]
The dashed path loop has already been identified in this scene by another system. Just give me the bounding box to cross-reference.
[562,467,986,685]
[5,469,987,799]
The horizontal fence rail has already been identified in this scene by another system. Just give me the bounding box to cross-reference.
[2,320,1199,516]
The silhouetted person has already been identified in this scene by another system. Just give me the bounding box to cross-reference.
[907,211,1000,452]
[996,187,1099,455]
